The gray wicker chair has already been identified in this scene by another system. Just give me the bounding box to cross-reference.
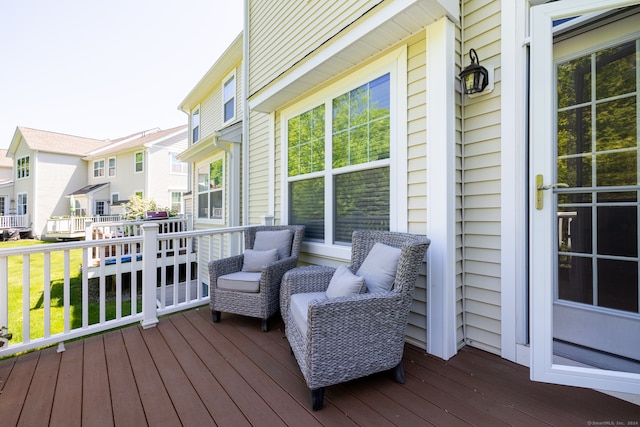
[280,230,430,410]
[209,225,304,332]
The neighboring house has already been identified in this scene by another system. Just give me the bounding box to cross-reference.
[181,1,640,402]
[4,125,189,239]
[178,34,243,230]
[6,127,111,238]
[82,125,189,217]
[0,150,14,184]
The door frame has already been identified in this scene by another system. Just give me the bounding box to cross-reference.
[529,0,640,393]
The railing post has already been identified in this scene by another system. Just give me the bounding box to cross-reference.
[141,222,159,329]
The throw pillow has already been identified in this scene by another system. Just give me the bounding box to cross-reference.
[242,248,279,272]
[253,229,294,259]
[325,265,366,298]
[356,242,402,293]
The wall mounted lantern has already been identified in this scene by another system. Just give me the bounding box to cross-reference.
[459,48,492,96]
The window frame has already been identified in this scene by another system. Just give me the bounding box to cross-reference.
[95,200,106,216]
[134,151,144,173]
[223,72,236,124]
[111,192,120,205]
[17,192,27,215]
[108,157,116,177]
[281,47,407,249]
[16,156,30,180]
[191,106,201,144]
[93,159,105,178]
[169,152,188,175]
[196,155,225,223]
[170,191,183,214]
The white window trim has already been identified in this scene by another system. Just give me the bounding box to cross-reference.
[191,105,201,144]
[134,151,144,173]
[196,155,225,224]
[169,152,187,175]
[16,155,29,180]
[223,71,237,124]
[93,159,105,178]
[280,45,407,254]
[17,192,27,215]
[111,192,120,205]
[108,157,116,177]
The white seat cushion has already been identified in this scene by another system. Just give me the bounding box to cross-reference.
[217,271,262,293]
[290,292,326,336]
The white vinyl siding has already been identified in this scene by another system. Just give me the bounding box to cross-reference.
[460,0,502,355]
[248,0,383,94]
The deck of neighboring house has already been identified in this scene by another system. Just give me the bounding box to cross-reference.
[0,214,31,240]
[1,308,638,426]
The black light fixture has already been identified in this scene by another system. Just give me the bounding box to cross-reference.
[459,48,489,95]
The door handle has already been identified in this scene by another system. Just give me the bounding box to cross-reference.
[535,174,568,210]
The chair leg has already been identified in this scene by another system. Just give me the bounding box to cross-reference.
[311,388,324,411]
[212,310,221,323]
[392,362,406,384]
[261,318,270,332]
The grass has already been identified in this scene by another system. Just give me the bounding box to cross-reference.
[3,240,142,344]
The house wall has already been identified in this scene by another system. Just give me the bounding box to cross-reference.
[247,1,442,349]
[248,0,383,95]
[146,135,188,210]
[459,0,502,355]
[36,152,87,239]
[87,150,147,202]
[199,62,243,140]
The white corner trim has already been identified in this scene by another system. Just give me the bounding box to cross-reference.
[425,16,457,361]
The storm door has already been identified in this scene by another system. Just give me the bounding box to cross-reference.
[530,0,640,393]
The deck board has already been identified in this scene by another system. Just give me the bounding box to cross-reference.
[0,307,639,426]
[103,330,147,426]
[49,341,83,427]
[18,347,59,427]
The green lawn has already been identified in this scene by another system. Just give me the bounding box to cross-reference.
[3,240,141,344]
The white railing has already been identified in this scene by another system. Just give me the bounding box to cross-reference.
[46,215,123,236]
[86,217,188,267]
[0,215,29,229]
[0,224,245,357]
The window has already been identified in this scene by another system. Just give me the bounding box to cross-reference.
[197,158,223,220]
[93,159,105,178]
[170,153,188,174]
[223,74,236,123]
[17,193,27,215]
[111,193,119,205]
[0,197,5,215]
[95,200,106,215]
[286,72,392,244]
[108,157,116,177]
[171,191,183,213]
[192,107,200,143]
[16,156,29,179]
[134,151,143,173]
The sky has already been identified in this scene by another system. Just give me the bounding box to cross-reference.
[0,0,244,148]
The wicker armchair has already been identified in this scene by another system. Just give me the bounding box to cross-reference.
[280,230,430,410]
[209,225,304,331]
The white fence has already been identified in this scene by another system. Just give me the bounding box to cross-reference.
[0,215,29,229]
[0,224,245,357]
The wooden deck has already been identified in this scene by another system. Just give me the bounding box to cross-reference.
[0,307,638,426]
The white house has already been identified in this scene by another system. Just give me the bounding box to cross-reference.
[81,125,189,217]
[4,125,189,239]
[6,127,111,238]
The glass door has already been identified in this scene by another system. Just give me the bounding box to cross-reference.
[530,0,640,393]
